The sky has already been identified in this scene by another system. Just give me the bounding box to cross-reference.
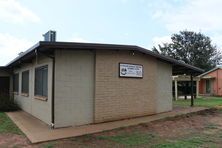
[1,0,222,66]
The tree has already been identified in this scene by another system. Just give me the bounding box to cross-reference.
[152,31,222,71]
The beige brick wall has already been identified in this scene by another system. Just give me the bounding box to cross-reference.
[54,50,94,128]
[14,56,53,125]
[155,61,172,113]
[94,50,170,123]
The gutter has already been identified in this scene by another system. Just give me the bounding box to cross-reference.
[6,42,40,67]
[51,56,55,128]
[47,54,55,129]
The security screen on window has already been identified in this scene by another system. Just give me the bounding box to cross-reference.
[22,70,29,94]
[35,66,48,97]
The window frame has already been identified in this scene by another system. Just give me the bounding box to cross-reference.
[21,70,29,96]
[13,73,19,94]
[34,65,48,101]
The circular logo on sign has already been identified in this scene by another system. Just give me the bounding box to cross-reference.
[121,68,127,75]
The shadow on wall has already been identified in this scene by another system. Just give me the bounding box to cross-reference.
[0,93,19,112]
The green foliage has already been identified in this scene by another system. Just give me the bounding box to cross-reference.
[153,136,214,148]
[152,31,222,71]
[42,142,55,148]
[0,112,23,135]
[173,97,222,107]
[0,94,19,112]
[98,132,155,146]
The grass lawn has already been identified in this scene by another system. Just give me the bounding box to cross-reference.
[0,112,23,135]
[173,96,222,108]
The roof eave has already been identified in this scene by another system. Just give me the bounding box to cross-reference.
[6,42,41,67]
[4,41,204,75]
[198,67,222,77]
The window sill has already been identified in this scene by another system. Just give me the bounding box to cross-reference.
[34,96,47,101]
[21,93,29,97]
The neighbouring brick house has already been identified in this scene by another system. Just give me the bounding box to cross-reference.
[199,66,222,96]
[0,40,203,128]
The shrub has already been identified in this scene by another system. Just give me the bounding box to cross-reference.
[0,93,19,112]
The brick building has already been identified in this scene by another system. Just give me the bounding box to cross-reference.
[0,41,203,128]
[199,66,222,96]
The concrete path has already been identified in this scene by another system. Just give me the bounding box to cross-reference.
[7,107,207,143]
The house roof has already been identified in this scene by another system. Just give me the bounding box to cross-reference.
[198,66,222,77]
[5,41,204,75]
[0,66,8,70]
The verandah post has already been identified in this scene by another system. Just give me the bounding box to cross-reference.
[190,74,194,107]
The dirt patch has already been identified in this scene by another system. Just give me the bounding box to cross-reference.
[95,110,216,139]
[53,135,121,148]
[0,133,32,148]
[142,110,216,138]
[145,116,206,138]
[101,117,198,138]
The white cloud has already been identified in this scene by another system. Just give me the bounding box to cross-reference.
[211,35,222,49]
[0,33,33,66]
[152,35,172,47]
[0,0,40,24]
[151,0,222,32]
[149,0,222,49]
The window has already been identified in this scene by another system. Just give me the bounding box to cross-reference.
[206,79,211,94]
[35,65,48,97]
[22,70,29,95]
[13,73,19,93]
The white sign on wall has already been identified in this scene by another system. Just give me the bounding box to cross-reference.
[119,63,143,78]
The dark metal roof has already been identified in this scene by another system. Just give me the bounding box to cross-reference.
[5,41,204,75]
[0,66,9,70]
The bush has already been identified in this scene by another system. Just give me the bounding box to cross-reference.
[0,94,19,112]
